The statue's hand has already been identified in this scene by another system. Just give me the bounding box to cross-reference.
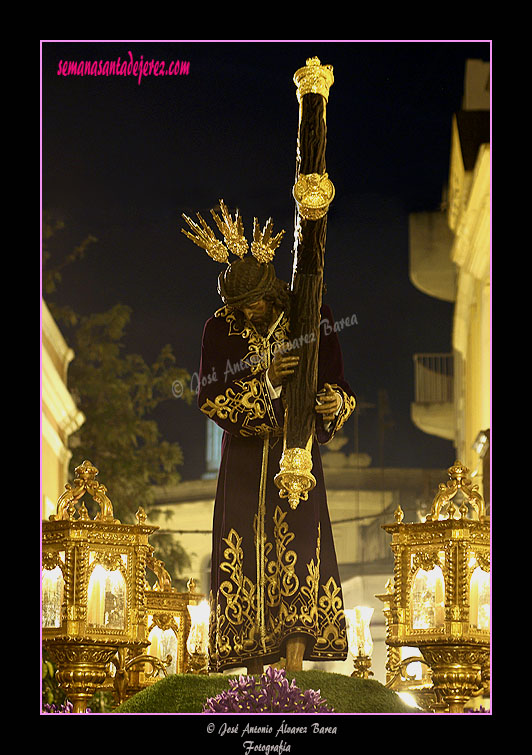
[267,349,299,387]
[315,383,341,422]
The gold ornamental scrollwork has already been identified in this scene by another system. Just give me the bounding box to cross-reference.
[293,173,335,220]
[475,552,490,572]
[426,461,486,522]
[146,553,174,592]
[90,552,125,573]
[52,460,117,523]
[42,551,64,571]
[411,551,442,573]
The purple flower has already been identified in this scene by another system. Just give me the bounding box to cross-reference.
[203,666,334,713]
[42,701,92,714]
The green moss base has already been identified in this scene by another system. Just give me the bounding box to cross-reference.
[114,670,417,714]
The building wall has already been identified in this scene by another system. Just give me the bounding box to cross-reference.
[41,300,85,519]
[449,130,490,491]
[409,59,490,502]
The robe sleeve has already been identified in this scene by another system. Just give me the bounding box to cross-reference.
[197,316,282,438]
[315,303,357,444]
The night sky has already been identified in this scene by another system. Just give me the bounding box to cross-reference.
[41,40,491,480]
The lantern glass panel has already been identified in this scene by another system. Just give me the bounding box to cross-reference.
[345,606,374,657]
[469,566,490,630]
[411,566,445,629]
[87,564,127,628]
[186,600,210,655]
[42,565,64,628]
[148,624,179,675]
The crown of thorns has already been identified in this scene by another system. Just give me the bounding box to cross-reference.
[181,199,285,264]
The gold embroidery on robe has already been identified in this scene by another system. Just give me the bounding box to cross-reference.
[200,376,279,436]
[315,576,348,655]
[209,505,347,668]
[200,308,291,437]
[299,524,320,630]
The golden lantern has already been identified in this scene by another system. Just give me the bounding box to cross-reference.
[107,571,207,704]
[345,606,374,679]
[381,461,490,713]
[41,460,158,712]
[145,567,206,679]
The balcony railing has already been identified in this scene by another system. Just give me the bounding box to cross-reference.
[413,353,453,404]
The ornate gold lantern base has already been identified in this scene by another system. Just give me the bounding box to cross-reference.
[419,643,489,714]
[45,637,126,713]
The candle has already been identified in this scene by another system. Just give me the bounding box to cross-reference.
[87,565,106,625]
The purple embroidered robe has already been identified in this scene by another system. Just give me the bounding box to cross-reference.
[197,302,356,671]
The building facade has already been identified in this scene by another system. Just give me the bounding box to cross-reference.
[409,59,490,504]
[41,299,85,519]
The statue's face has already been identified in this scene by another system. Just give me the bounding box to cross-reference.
[241,299,267,322]
[240,299,274,335]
